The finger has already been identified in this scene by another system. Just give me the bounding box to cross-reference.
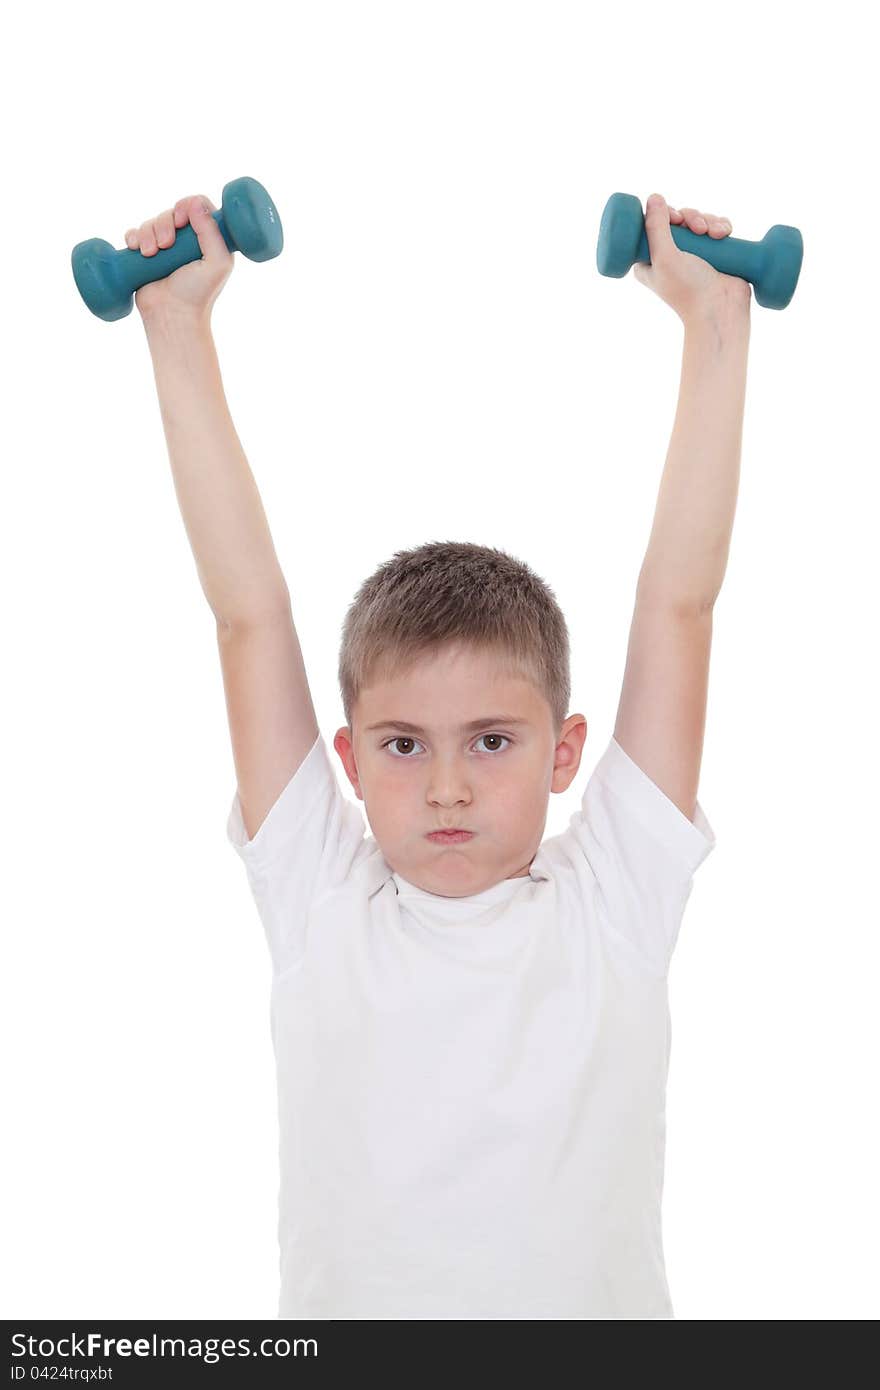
[705,212,733,238]
[123,226,139,249]
[154,208,177,250]
[138,216,159,256]
[678,206,710,234]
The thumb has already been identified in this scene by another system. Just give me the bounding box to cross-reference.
[188,195,228,259]
[643,192,674,261]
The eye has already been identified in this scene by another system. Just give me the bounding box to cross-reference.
[382,736,425,757]
[474,733,511,754]
[381,733,512,757]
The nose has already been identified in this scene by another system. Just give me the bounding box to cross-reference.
[427,763,472,808]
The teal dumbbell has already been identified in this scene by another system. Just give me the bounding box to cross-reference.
[72,175,284,322]
[597,192,803,310]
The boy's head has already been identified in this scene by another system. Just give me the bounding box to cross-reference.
[333,541,587,897]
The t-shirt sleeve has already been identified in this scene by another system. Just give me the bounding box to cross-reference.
[567,735,716,973]
[225,730,367,975]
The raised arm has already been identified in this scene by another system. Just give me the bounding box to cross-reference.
[613,195,751,821]
[134,195,319,839]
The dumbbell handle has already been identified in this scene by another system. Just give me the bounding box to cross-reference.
[638,223,761,281]
[119,213,235,297]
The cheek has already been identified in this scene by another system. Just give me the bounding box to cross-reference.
[366,768,415,822]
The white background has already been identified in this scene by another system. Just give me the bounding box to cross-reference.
[3,0,877,1321]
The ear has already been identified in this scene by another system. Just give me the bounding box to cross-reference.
[333,726,363,799]
[551,714,587,793]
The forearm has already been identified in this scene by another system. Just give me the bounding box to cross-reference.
[637,303,751,611]
[142,310,290,627]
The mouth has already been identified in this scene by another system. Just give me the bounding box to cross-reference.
[425,830,474,844]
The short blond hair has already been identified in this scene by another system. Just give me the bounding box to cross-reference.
[338,539,571,736]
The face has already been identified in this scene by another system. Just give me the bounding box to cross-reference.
[333,644,587,897]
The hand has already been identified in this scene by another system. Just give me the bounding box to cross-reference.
[124,194,234,322]
[634,193,751,326]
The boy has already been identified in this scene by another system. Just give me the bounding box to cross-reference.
[130,190,750,1318]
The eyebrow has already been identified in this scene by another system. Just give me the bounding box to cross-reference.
[365,716,531,734]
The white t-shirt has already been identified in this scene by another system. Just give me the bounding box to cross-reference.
[226,730,716,1320]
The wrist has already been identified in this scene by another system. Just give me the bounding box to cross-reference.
[681,286,751,338]
[141,305,213,342]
